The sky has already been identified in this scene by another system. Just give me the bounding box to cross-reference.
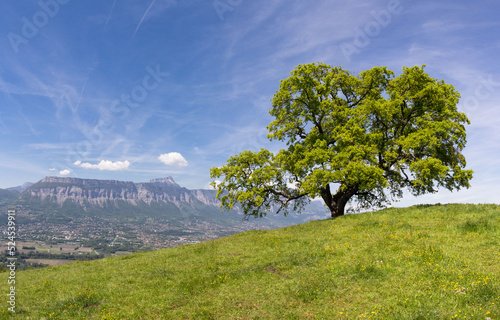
[0,0,499,208]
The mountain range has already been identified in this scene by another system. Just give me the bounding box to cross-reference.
[0,176,329,248]
[24,176,220,209]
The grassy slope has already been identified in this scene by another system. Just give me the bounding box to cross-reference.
[2,204,499,319]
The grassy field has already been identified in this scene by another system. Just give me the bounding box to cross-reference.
[1,203,499,319]
[24,259,76,267]
[17,242,95,255]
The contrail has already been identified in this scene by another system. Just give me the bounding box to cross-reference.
[74,80,87,113]
[103,0,117,31]
[133,0,156,39]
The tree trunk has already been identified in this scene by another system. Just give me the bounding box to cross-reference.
[329,202,346,218]
[320,184,356,219]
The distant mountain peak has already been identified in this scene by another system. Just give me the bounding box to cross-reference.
[41,176,78,183]
[148,177,178,185]
[7,181,34,193]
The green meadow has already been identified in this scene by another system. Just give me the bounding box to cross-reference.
[2,203,499,319]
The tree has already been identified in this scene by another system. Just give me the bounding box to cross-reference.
[210,63,473,218]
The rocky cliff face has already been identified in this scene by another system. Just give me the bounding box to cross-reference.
[27,176,221,209]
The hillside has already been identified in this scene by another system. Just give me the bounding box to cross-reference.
[2,204,499,319]
[0,189,18,206]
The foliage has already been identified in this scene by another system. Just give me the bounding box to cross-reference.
[211,63,473,218]
[4,204,499,319]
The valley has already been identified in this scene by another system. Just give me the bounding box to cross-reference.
[1,176,328,268]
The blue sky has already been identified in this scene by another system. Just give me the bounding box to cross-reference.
[0,0,499,207]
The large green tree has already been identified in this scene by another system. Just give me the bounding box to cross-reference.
[210,63,473,218]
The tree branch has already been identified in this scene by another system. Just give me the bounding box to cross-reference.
[349,82,375,108]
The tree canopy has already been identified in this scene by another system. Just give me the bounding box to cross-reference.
[210,63,473,218]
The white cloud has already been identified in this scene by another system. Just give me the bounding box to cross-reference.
[208,180,221,190]
[158,152,188,167]
[49,168,56,171]
[59,169,71,176]
[74,160,131,171]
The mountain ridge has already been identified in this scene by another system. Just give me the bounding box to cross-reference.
[25,176,219,208]
[6,181,34,193]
